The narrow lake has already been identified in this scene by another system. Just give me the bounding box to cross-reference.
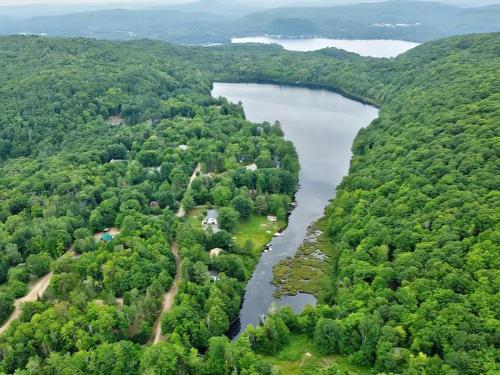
[231,37,419,57]
[211,83,378,336]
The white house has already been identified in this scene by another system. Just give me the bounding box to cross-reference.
[203,218,218,226]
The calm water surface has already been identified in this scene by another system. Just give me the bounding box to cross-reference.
[211,83,378,336]
[231,37,419,57]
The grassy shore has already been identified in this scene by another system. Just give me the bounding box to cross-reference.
[233,214,285,256]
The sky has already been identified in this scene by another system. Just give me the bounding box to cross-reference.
[0,0,189,5]
[0,0,498,7]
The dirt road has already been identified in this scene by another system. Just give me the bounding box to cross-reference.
[176,163,201,218]
[148,163,200,344]
[0,272,52,335]
[148,242,181,344]
[0,246,79,335]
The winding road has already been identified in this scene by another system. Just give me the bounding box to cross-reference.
[148,162,200,344]
[1,164,200,341]
[148,242,181,344]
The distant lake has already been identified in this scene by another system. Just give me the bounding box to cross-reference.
[231,37,419,58]
[212,82,378,336]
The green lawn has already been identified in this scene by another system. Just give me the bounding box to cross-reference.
[185,210,286,256]
[264,334,373,375]
[233,215,285,255]
[188,205,207,220]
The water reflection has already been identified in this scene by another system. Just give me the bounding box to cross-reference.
[212,83,378,337]
[231,36,419,57]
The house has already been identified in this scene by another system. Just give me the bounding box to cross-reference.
[267,215,278,222]
[210,248,223,258]
[202,209,220,233]
[178,144,189,151]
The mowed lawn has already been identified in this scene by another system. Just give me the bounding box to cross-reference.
[233,215,285,255]
[188,205,207,221]
[264,334,372,375]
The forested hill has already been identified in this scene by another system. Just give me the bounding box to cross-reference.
[228,2,500,42]
[316,33,499,373]
[0,33,498,374]
[0,35,300,374]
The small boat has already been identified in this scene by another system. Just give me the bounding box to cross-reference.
[259,313,267,324]
[274,232,283,237]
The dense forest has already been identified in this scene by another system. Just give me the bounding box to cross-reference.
[0,36,299,374]
[0,32,498,374]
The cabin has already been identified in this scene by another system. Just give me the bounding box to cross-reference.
[267,215,278,222]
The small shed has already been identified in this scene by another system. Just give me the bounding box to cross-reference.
[101,233,113,242]
[267,215,278,223]
[210,248,223,258]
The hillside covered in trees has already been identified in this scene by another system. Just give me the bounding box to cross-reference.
[0,36,299,374]
[0,32,498,374]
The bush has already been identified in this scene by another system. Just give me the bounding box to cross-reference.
[26,252,52,277]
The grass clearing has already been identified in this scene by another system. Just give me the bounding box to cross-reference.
[187,205,207,221]
[264,334,373,374]
[233,214,285,256]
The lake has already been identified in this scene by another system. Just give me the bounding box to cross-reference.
[231,37,419,57]
[211,83,378,336]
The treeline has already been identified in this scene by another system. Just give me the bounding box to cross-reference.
[315,34,499,374]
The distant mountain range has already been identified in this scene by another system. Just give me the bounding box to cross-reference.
[0,0,499,44]
[228,1,500,42]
